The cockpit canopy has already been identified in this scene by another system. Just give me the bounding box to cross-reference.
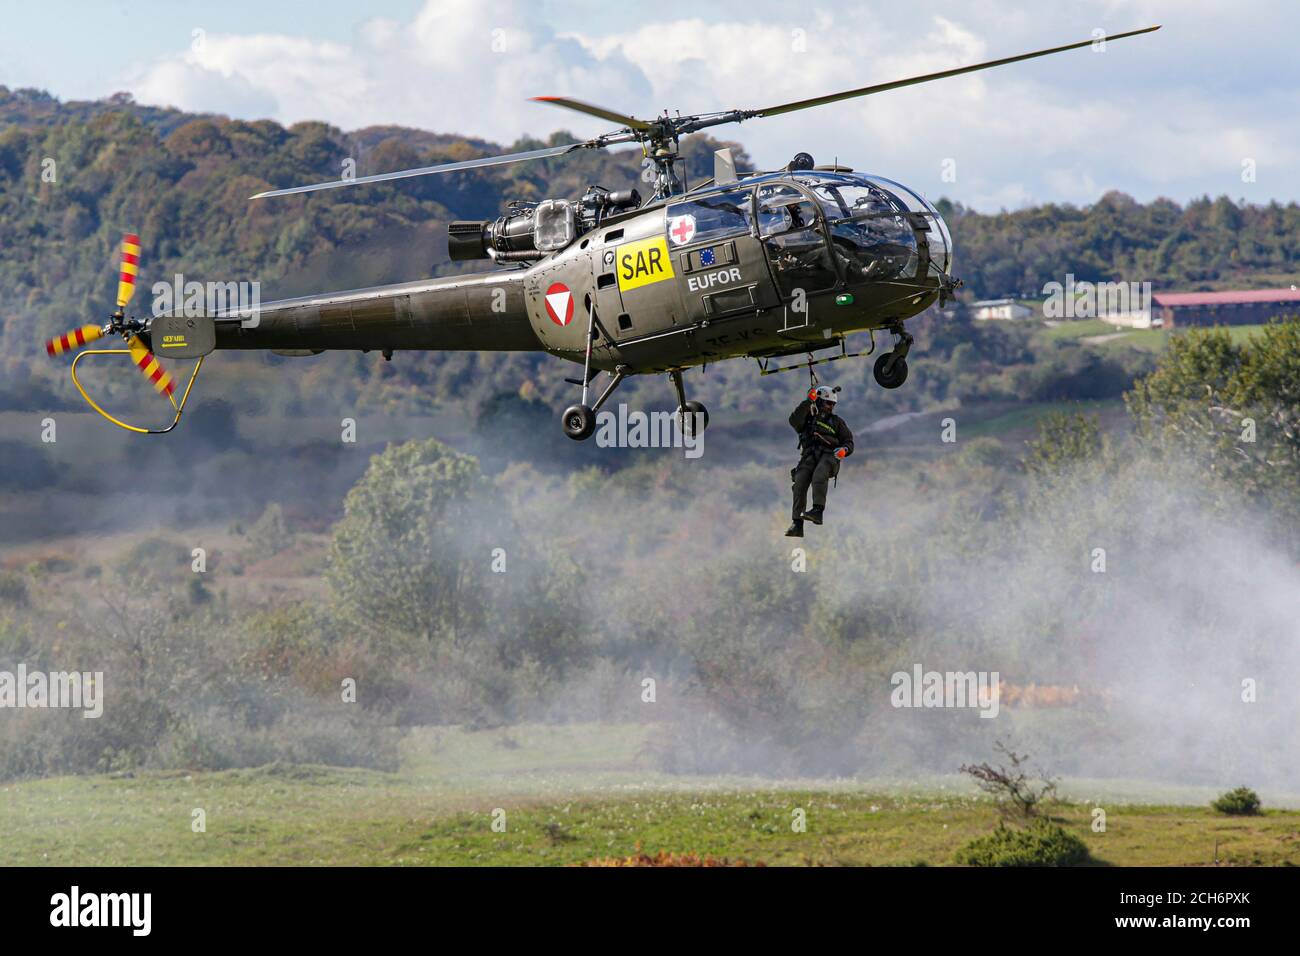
[660,169,952,287]
[791,171,952,279]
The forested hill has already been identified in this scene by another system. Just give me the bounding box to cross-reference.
[941,192,1300,299]
[0,85,1296,415]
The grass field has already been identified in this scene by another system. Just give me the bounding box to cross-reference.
[2,724,1296,866]
[957,399,1125,440]
[1037,320,1270,353]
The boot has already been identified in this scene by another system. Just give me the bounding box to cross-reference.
[801,505,824,525]
[784,519,804,537]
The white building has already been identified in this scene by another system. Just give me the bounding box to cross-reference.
[971,298,1034,321]
[1100,305,1156,329]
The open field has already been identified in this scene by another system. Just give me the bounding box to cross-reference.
[957,399,1125,439]
[1037,320,1271,352]
[3,724,1296,867]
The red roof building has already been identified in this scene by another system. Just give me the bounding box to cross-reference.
[1153,288,1300,327]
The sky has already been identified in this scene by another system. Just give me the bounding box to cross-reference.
[2,0,1297,212]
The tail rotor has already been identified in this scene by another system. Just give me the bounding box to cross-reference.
[44,232,201,433]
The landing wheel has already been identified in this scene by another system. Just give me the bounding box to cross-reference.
[873,352,909,389]
[677,400,709,437]
[561,404,596,441]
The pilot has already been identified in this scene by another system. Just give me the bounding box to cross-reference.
[786,385,854,537]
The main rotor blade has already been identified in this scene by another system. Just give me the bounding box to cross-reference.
[530,96,652,132]
[249,143,587,200]
[748,25,1161,119]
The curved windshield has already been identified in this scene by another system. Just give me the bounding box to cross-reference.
[795,172,952,278]
[863,174,952,275]
[805,177,918,281]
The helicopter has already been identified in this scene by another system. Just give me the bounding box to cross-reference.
[45,25,1159,438]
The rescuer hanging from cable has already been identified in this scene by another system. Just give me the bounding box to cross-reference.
[786,384,853,537]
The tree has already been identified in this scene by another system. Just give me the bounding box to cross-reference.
[959,742,1059,820]
[164,119,231,161]
[1023,410,1102,477]
[1127,320,1300,547]
[327,438,499,642]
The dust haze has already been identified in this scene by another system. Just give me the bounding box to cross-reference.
[5,388,1295,804]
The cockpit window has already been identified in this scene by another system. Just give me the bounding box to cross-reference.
[756,183,836,295]
[808,181,896,221]
[865,175,932,214]
[756,184,818,236]
[792,172,956,278]
[863,175,951,274]
[828,218,917,281]
[801,176,918,281]
[666,189,753,245]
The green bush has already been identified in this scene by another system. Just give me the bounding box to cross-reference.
[1211,786,1261,816]
[957,436,1013,470]
[954,820,1092,867]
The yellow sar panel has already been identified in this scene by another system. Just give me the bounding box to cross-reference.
[617,236,674,291]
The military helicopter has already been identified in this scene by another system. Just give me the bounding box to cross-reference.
[46,25,1159,438]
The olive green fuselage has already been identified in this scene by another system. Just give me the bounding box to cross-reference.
[213,170,953,377]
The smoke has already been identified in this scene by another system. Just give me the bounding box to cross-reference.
[838,454,1300,794]
[3,398,1297,805]
[491,443,1300,800]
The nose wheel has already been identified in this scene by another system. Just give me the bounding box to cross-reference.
[561,403,597,440]
[873,327,913,389]
[678,400,708,438]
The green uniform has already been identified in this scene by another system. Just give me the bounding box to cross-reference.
[789,399,854,521]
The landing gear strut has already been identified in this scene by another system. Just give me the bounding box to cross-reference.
[561,366,626,441]
[873,325,913,389]
[669,368,708,438]
[561,295,626,441]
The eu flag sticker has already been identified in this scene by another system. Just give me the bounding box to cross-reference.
[699,247,716,267]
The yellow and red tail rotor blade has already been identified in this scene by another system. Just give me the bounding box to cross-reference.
[127,334,176,399]
[116,233,141,309]
[45,324,105,357]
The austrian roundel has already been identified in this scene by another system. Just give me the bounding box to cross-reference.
[544,282,574,326]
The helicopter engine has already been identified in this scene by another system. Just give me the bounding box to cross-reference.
[447,207,542,262]
[448,187,641,263]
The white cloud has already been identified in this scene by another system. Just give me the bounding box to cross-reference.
[122,0,650,142]
[116,0,1300,210]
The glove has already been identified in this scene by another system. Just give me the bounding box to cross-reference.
[834,446,848,459]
